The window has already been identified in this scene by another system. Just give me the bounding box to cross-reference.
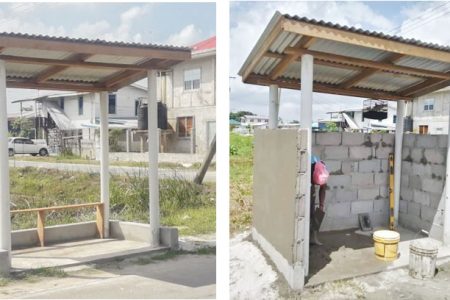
[183,68,200,91]
[393,115,397,124]
[424,99,434,111]
[419,125,429,135]
[135,100,140,116]
[59,97,65,110]
[177,116,193,137]
[108,94,116,114]
[78,96,84,115]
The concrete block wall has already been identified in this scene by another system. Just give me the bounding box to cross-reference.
[399,134,447,232]
[312,132,394,231]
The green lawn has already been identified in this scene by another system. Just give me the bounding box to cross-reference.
[10,167,215,236]
[229,133,254,232]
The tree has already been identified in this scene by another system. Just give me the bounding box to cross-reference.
[10,117,33,138]
[325,122,338,132]
[230,111,255,121]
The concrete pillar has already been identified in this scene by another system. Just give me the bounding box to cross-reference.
[300,54,313,276]
[0,60,11,274]
[394,100,405,228]
[148,70,160,247]
[99,92,110,238]
[444,103,450,245]
[269,84,279,129]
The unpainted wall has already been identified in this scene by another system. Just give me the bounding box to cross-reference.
[399,134,447,234]
[312,132,394,231]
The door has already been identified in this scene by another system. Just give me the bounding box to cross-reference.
[419,125,428,135]
[23,139,36,153]
[13,139,24,154]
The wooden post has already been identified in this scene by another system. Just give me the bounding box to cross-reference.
[96,203,105,239]
[37,210,45,247]
[194,135,216,185]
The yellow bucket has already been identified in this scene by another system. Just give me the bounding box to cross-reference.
[373,230,400,261]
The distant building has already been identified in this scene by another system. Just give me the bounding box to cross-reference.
[240,115,269,127]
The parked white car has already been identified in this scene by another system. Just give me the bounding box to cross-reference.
[8,137,49,157]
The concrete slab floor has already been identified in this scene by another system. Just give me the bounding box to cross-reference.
[307,227,450,286]
[12,239,168,271]
[1,253,216,299]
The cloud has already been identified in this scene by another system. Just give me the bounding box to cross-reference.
[166,24,203,46]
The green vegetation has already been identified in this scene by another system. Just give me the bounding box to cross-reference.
[325,122,339,132]
[230,133,254,232]
[0,267,66,287]
[131,247,216,265]
[10,167,215,236]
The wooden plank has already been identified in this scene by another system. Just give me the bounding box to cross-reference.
[34,53,93,83]
[245,74,412,101]
[106,70,147,91]
[7,80,107,92]
[284,47,450,80]
[37,211,45,247]
[0,35,191,61]
[409,79,450,98]
[281,17,450,63]
[269,36,315,80]
[96,203,105,239]
[11,202,103,214]
[339,53,405,89]
[0,54,160,71]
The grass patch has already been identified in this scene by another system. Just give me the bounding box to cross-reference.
[131,247,216,265]
[10,167,215,236]
[230,133,254,232]
[0,267,66,287]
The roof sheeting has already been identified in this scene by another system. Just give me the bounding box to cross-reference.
[0,32,191,92]
[239,11,450,101]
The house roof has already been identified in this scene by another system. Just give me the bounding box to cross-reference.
[0,32,191,92]
[191,36,216,52]
[239,11,450,101]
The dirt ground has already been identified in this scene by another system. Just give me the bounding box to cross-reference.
[230,231,450,300]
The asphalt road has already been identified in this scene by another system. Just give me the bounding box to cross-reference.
[8,160,215,183]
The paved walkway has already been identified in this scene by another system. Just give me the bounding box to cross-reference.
[9,160,215,182]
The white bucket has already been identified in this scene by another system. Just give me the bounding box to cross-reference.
[409,239,438,279]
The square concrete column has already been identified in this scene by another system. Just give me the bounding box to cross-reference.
[269,84,279,129]
[394,100,405,228]
[300,54,313,277]
[444,104,450,245]
[99,92,110,238]
[0,60,11,274]
[148,70,160,247]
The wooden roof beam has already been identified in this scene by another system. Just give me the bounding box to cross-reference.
[245,74,412,101]
[7,80,106,92]
[269,36,316,80]
[34,53,93,83]
[338,53,405,89]
[398,76,450,98]
[284,47,450,80]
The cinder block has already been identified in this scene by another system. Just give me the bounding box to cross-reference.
[351,173,374,186]
[400,188,413,201]
[431,165,446,180]
[351,200,374,214]
[413,190,430,206]
[327,175,351,187]
[429,193,442,209]
[322,160,341,174]
[375,146,393,159]
[312,146,324,158]
[335,189,357,202]
[326,202,351,218]
[401,174,409,188]
[359,159,381,173]
[320,214,359,231]
[422,178,444,194]
[424,148,446,164]
[380,185,389,198]
[371,212,389,227]
[374,198,389,214]
[374,173,388,185]
[381,133,395,146]
[403,134,416,148]
[358,188,379,200]
[381,160,389,172]
[342,161,358,174]
[323,146,349,160]
[408,201,421,217]
[402,147,410,160]
[160,227,179,249]
[412,163,432,178]
[400,200,408,214]
[438,135,448,148]
[399,212,425,232]
[342,132,365,146]
[401,161,413,175]
[416,135,438,149]
[409,175,422,190]
[316,132,342,146]
[370,133,382,144]
[349,146,372,160]
[411,148,424,163]
[421,205,437,223]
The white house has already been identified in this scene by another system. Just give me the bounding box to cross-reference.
[240,115,269,127]
[409,87,450,134]
[157,36,216,154]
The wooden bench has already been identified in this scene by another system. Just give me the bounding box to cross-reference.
[11,202,104,247]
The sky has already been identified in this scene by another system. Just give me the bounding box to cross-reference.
[230,1,450,123]
[2,2,215,114]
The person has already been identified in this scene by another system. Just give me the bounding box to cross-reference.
[310,155,327,245]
